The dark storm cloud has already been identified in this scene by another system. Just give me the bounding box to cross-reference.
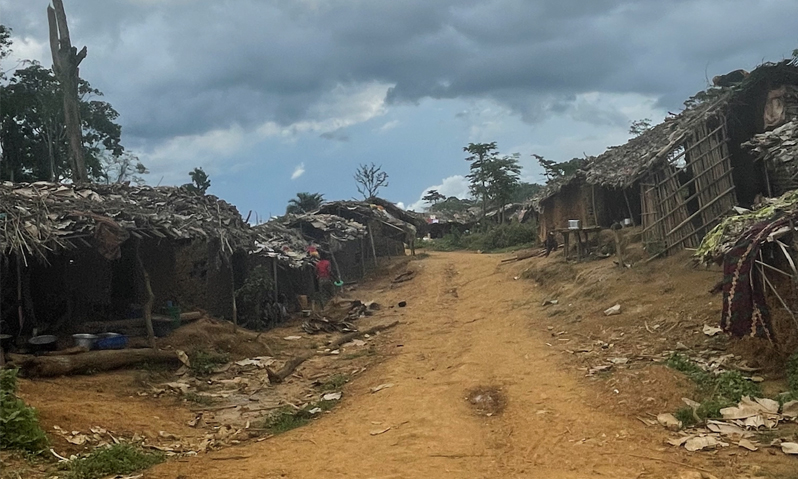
[2,0,796,142]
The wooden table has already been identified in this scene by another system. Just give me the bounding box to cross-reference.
[554,226,603,262]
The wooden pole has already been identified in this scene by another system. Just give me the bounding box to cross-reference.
[272,259,278,302]
[47,0,88,183]
[329,248,343,282]
[135,241,157,349]
[229,256,237,333]
[623,190,636,226]
[360,237,367,277]
[613,229,624,267]
[367,224,378,267]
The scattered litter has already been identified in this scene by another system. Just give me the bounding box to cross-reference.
[604,304,621,316]
[782,442,798,455]
[370,383,394,393]
[657,413,682,431]
[308,407,322,415]
[283,336,302,341]
[541,299,559,306]
[398,301,407,308]
[738,438,759,451]
[608,357,629,365]
[781,400,798,418]
[370,426,391,436]
[587,364,612,376]
[322,392,342,401]
[702,324,723,336]
[684,435,728,452]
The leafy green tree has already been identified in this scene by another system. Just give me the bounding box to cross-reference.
[464,142,498,219]
[184,167,211,195]
[0,62,126,182]
[422,189,445,206]
[485,154,522,222]
[286,192,325,214]
[429,196,475,214]
[102,152,148,185]
[629,118,652,136]
[354,163,389,199]
[510,182,543,203]
[533,154,585,182]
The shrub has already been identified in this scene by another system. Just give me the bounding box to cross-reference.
[65,443,164,479]
[788,351,798,392]
[0,369,48,453]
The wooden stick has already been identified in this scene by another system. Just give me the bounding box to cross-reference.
[762,267,798,329]
[266,354,312,384]
[135,240,157,349]
[328,320,399,350]
[368,224,378,267]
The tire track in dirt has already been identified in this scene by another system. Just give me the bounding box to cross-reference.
[147,252,741,479]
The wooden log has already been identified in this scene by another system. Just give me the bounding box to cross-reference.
[8,349,181,378]
[266,354,312,384]
[328,320,399,350]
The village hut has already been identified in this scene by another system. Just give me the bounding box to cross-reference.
[245,221,317,327]
[282,213,368,282]
[0,182,251,344]
[537,60,798,255]
[316,199,420,256]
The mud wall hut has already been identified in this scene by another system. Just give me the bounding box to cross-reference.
[0,182,251,340]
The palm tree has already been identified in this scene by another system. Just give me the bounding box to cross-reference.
[286,192,325,214]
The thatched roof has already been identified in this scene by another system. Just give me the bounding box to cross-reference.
[316,200,417,237]
[250,221,313,268]
[743,120,798,173]
[0,181,250,262]
[284,213,367,242]
[534,60,798,208]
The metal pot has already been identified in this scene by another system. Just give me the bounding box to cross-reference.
[72,334,98,349]
[28,335,58,353]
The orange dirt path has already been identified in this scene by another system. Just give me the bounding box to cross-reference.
[148,252,740,479]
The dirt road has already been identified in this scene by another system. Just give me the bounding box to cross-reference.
[149,252,743,479]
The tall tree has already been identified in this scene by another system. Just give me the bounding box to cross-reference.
[184,167,211,195]
[48,0,89,183]
[102,152,148,185]
[354,163,388,199]
[485,154,522,223]
[286,192,325,214]
[629,118,652,136]
[422,189,445,206]
[533,154,585,182]
[464,142,498,219]
[0,63,127,182]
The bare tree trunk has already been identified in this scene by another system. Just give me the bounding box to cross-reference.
[48,0,88,183]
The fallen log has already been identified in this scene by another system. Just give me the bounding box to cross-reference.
[266,354,312,384]
[500,250,538,263]
[80,311,204,333]
[8,349,181,377]
[328,320,400,350]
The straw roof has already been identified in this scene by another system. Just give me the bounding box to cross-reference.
[285,213,367,242]
[317,200,417,237]
[0,181,250,262]
[250,221,314,268]
[533,60,798,209]
[743,120,798,174]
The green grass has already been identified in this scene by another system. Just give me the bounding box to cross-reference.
[666,354,762,425]
[319,373,349,391]
[0,369,48,454]
[64,443,164,479]
[259,399,338,435]
[188,350,230,376]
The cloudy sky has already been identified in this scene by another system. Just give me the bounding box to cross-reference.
[2,1,796,216]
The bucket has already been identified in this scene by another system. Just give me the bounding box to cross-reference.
[623,218,633,227]
[95,332,128,350]
[72,334,98,349]
[568,220,581,230]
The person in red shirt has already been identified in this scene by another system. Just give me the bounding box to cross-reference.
[315,255,335,305]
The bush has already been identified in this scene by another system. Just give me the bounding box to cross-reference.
[427,222,537,252]
[188,350,230,376]
[788,351,798,392]
[65,443,164,479]
[0,369,48,453]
